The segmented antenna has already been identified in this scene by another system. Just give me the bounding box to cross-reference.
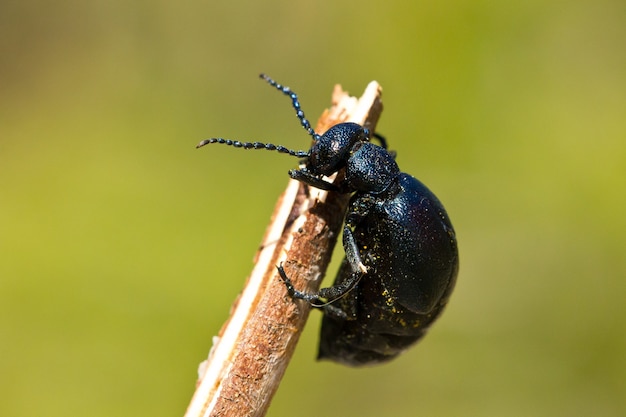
[259,73,321,142]
[196,137,309,158]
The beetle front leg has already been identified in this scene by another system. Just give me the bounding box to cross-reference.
[288,168,340,192]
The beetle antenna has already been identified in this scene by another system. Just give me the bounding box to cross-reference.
[259,74,322,142]
[196,137,309,158]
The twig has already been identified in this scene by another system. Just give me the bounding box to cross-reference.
[185,80,383,417]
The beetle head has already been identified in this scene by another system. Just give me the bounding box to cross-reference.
[307,123,369,176]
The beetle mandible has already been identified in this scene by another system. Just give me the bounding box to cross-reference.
[197,74,458,366]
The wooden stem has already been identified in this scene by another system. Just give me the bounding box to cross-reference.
[185,80,383,417]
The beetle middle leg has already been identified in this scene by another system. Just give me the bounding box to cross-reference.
[276,264,356,319]
[277,224,367,306]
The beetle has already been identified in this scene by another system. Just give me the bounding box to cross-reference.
[197,74,458,366]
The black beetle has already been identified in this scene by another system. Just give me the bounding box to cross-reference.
[198,74,458,366]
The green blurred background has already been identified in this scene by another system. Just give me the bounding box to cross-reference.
[1,0,625,416]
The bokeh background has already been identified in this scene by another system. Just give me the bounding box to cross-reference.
[1,0,625,416]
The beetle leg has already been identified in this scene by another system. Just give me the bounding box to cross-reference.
[310,224,367,301]
[371,132,388,149]
[342,224,368,275]
[278,263,350,319]
[293,224,369,304]
[288,169,340,192]
[320,303,349,320]
[277,264,324,304]
[277,259,364,306]
[317,271,364,301]
[277,209,370,306]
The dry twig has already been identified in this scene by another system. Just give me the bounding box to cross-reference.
[185,80,383,417]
